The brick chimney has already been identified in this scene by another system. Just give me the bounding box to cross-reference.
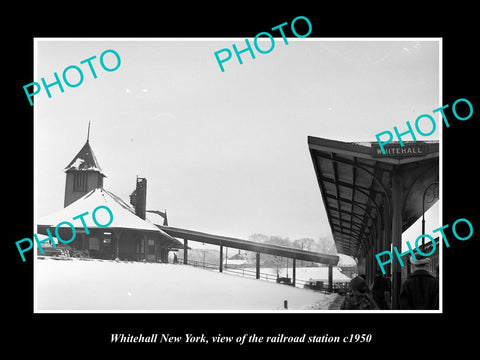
[129,176,147,219]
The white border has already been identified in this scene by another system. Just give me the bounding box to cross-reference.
[33,37,443,314]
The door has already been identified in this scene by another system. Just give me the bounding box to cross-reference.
[146,238,156,262]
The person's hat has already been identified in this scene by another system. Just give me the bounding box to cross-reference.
[350,276,366,291]
[410,256,431,266]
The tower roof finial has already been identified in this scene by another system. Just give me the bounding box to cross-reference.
[87,121,91,142]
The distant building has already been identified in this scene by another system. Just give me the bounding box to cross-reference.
[224,252,249,268]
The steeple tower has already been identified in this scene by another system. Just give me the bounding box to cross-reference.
[63,123,106,207]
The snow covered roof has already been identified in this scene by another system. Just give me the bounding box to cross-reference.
[229,253,246,261]
[37,188,170,235]
[64,140,105,176]
[336,253,357,267]
[146,211,168,226]
[224,259,248,265]
[225,253,248,265]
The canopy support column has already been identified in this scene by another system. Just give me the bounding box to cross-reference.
[391,169,403,309]
[256,252,260,279]
[292,258,296,287]
[183,239,188,265]
[328,265,333,292]
[219,245,223,273]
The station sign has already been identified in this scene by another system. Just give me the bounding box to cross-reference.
[371,142,427,158]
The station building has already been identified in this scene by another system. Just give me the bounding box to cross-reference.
[37,137,183,262]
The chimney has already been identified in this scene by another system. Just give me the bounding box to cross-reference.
[130,176,147,219]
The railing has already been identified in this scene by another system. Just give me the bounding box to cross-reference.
[178,258,311,288]
[183,259,352,294]
[177,258,351,293]
[181,259,219,271]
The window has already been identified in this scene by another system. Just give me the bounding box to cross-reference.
[103,232,112,244]
[136,239,145,254]
[147,239,155,254]
[89,237,100,250]
[73,172,88,192]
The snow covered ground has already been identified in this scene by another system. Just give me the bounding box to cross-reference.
[35,258,338,312]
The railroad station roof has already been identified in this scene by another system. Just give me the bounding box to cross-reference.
[64,140,105,176]
[308,136,439,260]
[37,188,183,249]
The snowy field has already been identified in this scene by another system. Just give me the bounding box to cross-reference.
[35,258,337,311]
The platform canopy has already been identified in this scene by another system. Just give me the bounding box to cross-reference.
[308,137,439,260]
[158,225,340,266]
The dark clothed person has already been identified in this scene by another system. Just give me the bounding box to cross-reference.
[399,257,439,310]
[372,273,391,310]
[341,276,378,310]
[359,274,371,294]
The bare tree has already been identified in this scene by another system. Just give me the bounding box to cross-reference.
[264,235,291,247]
[314,236,337,254]
[248,233,269,243]
[292,238,315,251]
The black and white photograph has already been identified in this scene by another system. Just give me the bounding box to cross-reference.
[7,6,479,354]
[32,38,440,312]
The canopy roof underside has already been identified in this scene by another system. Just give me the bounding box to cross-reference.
[308,137,439,259]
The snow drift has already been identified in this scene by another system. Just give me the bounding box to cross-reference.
[35,257,337,311]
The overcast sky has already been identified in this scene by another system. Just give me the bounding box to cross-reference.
[35,38,440,249]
